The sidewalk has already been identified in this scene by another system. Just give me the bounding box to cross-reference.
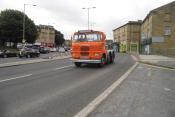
[0,52,71,68]
[89,63,175,117]
[139,55,175,69]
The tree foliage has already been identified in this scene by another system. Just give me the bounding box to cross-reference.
[55,30,65,46]
[0,9,37,47]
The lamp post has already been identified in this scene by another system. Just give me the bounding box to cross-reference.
[82,7,96,30]
[23,4,36,44]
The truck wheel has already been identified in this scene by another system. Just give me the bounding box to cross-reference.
[107,54,111,64]
[110,54,114,64]
[99,56,106,67]
[74,62,82,67]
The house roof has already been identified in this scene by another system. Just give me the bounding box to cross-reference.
[113,20,142,31]
[142,1,175,23]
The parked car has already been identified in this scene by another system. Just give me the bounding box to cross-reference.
[0,50,17,58]
[39,47,50,54]
[64,46,70,51]
[58,47,65,53]
[50,47,57,52]
[18,46,40,58]
[17,43,23,49]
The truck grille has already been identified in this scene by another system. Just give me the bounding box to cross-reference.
[81,46,89,51]
[81,52,89,56]
[80,46,89,57]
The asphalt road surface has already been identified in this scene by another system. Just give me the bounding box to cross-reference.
[0,53,135,117]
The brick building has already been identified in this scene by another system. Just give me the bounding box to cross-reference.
[36,25,55,47]
[113,20,142,52]
[141,1,175,56]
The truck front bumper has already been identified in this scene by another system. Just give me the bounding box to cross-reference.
[70,58,101,63]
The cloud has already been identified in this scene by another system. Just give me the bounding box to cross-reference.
[0,0,174,39]
[36,0,87,25]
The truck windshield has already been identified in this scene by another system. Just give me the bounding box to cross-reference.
[73,34,102,42]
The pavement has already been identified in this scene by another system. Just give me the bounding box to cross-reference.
[139,54,175,69]
[0,53,135,117]
[88,54,175,117]
[89,63,175,117]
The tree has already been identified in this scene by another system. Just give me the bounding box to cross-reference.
[55,30,65,46]
[0,9,37,47]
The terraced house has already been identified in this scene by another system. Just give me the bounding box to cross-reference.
[36,25,55,47]
[141,1,175,56]
[113,21,142,52]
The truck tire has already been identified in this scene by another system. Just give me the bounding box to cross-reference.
[99,55,106,67]
[74,62,82,67]
[110,54,114,64]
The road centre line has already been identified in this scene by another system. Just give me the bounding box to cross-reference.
[0,65,73,83]
[0,74,32,83]
[54,65,74,70]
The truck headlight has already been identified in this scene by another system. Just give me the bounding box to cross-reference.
[95,53,100,56]
[72,53,77,57]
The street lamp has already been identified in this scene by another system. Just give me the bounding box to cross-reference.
[23,4,37,44]
[82,7,96,30]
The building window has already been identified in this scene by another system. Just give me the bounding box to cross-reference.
[164,26,171,36]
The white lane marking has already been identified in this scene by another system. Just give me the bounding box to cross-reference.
[74,62,138,117]
[148,71,151,77]
[147,68,152,77]
[0,74,32,83]
[54,65,74,70]
[164,88,171,91]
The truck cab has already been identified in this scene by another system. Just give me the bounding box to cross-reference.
[71,30,115,67]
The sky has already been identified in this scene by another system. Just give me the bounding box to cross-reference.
[0,0,174,39]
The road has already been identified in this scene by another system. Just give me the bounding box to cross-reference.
[0,53,135,117]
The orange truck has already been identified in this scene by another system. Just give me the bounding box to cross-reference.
[71,30,115,67]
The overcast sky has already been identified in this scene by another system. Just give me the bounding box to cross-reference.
[0,0,174,39]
